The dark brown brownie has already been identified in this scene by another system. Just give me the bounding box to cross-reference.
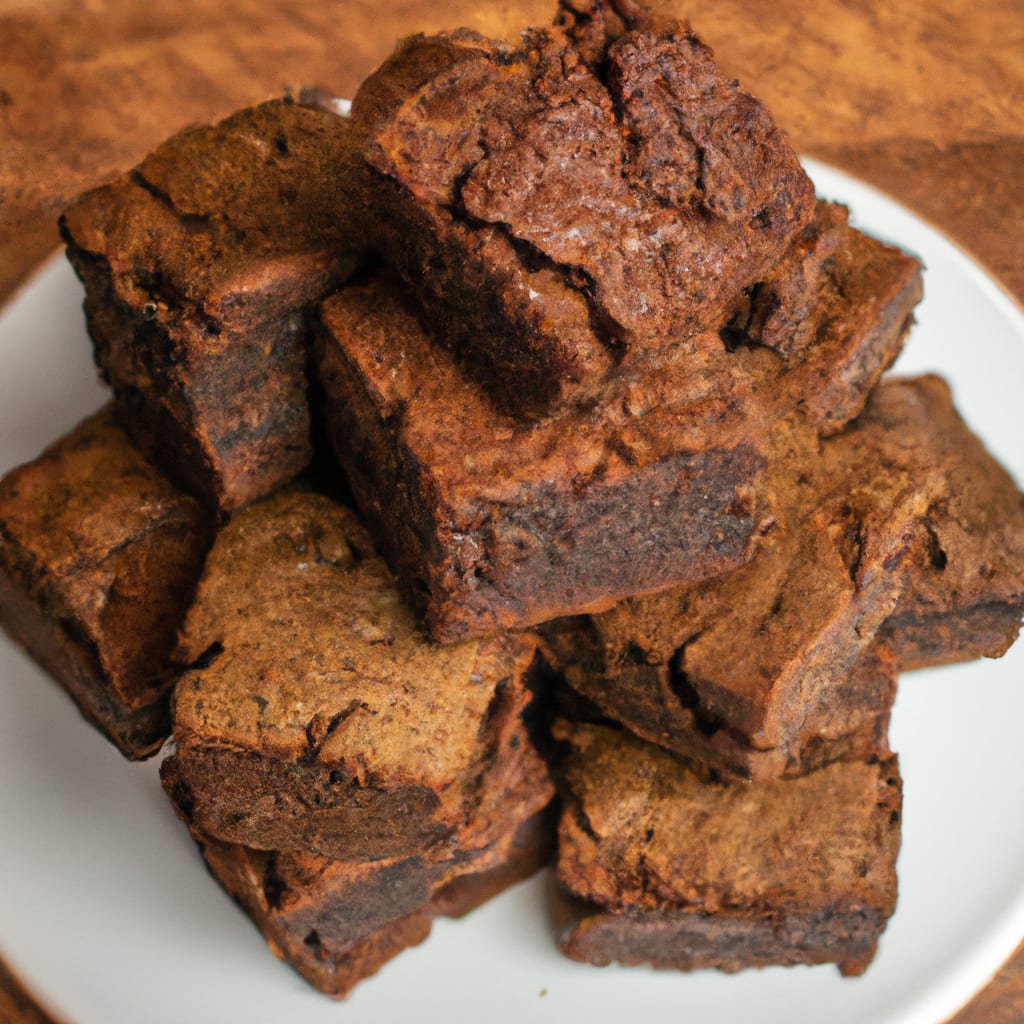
[554,722,902,977]
[0,406,211,758]
[545,375,1019,780]
[874,377,1024,668]
[160,489,554,862]
[315,206,920,642]
[185,809,552,999]
[350,10,817,415]
[316,270,772,643]
[60,99,366,512]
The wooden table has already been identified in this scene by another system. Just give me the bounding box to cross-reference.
[1,1,1022,1021]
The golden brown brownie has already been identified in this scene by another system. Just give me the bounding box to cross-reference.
[554,722,902,977]
[546,375,1021,780]
[60,100,366,512]
[350,7,817,415]
[315,206,919,642]
[185,809,553,999]
[161,489,554,862]
[0,406,211,758]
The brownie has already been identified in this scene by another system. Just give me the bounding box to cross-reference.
[60,99,366,512]
[350,10,817,415]
[315,206,920,642]
[554,722,902,977]
[160,489,554,862]
[184,809,553,999]
[317,270,771,643]
[874,376,1024,668]
[545,375,1011,780]
[723,200,922,433]
[0,406,211,758]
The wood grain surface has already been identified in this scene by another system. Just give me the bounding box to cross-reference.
[1,1,1022,1021]
[0,955,65,1024]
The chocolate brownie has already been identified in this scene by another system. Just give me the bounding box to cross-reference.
[545,375,1012,780]
[554,722,902,977]
[0,406,211,758]
[315,206,920,642]
[316,269,771,642]
[60,99,366,512]
[874,376,1024,668]
[160,489,554,861]
[183,809,553,999]
[350,10,817,415]
[723,200,922,433]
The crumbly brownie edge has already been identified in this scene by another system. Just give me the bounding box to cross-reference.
[551,639,898,781]
[63,238,316,512]
[161,741,450,861]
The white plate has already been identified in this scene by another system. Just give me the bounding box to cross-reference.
[1,161,1023,1024]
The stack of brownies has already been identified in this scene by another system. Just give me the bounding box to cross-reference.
[2,0,1024,998]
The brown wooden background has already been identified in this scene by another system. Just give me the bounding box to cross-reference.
[1,1,1022,1021]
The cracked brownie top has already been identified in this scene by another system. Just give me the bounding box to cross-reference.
[351,6,816,414]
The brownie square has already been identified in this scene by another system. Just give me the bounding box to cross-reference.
[160,488,554,862]
[181,809,552,999]
[554,722,902,977]
[350,11,817,414]
[0,406,211,758]
[316,270,772,642]
[315,203,920,642]
[60,100,366,511]
[875,378,1024,668]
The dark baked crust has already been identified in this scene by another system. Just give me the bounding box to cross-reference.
[545,375,1016,779]
[0,406,211,758]
[60,100,366,512]
[161,489,554,861]
[351,15,816,415]
[184,809,553,999]
[314,202,919,642]
[554,722,902,977]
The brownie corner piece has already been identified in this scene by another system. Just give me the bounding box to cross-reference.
[60,99,367,511]
[0,406,211,758]
[162,488,554,861]
[553,722,901,977]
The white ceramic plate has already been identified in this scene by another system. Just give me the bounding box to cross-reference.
[1,161,1023,1024]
